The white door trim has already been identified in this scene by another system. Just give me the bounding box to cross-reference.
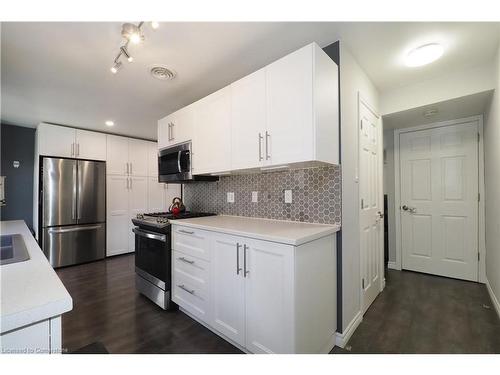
[393,115,486,283]
[358,92,384,316]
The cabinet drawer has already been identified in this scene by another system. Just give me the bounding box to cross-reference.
[173,250,210,292]
[172,225,210,260]
[172,272,210,322]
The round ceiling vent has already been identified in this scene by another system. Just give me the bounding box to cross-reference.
[149,65,176,81]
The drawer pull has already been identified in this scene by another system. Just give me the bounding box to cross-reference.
[178,284,195,295]
[178,229,195,235]
[178,256,195,265]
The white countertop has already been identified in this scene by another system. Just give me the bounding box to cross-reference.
[1,220,73,334]
[170,215,340,246]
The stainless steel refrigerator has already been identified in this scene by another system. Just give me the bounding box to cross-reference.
[40,157,106,267]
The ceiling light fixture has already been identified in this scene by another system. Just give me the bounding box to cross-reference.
[405,43,444,67]
[105,120,115,127]
[110,22,160,74]
[110,61,122,74]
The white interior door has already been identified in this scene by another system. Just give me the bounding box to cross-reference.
[400,122,478,281]
[359,100,383,314]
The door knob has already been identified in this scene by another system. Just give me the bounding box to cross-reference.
[401,205,416,213]
[377,211,384,219]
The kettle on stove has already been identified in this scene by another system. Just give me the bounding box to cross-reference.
[169,197,186,215]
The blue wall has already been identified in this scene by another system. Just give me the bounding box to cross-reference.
[0,124,36,229]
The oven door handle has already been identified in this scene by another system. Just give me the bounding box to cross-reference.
[132,227,167,243]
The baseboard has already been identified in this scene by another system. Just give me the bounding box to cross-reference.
[387,261,399,270]
[335,311,362,348]
[486,279,500,320]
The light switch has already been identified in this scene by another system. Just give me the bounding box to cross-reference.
[227,192,235,203]
[284,190,292,204]
[252,191,258,203]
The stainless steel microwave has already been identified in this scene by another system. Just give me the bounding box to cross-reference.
[158,141,218,183]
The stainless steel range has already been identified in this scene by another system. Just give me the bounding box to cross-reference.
[132,211,215,310]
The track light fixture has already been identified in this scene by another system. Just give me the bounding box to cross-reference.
[110,22,159,74]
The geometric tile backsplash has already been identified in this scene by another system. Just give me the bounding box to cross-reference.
[183,165,342,225]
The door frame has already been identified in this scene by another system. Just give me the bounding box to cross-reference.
[358,93,385,315]
[393,115,486,283]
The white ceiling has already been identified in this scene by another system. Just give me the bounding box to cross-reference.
[2,22,499,139]
[382,90,494,131]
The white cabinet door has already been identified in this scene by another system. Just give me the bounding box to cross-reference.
[266,44,313,165]
[158,117,170,151]
[147,142,158,177]
[76,129,106,160]
[245,239,294,354]
[169,105,196,146]
[106,175,130,256]
[165,184,182,208]
[128,139,149,177]
[230,69,267,170]
[38,124,75,158]
[194,87,231,174]
[128,176,148,251]
[210,234,246,346]
[147,177,166,212]
[106,135,129,175]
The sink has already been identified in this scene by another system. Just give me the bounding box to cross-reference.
[0,234,30,265]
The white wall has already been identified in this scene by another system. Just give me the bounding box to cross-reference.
[485,43,500,311]
[339,44,380,331]
[381,61,496,116]
[383,129,396,264]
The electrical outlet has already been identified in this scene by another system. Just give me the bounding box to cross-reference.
[251,191,258,203]
[227,192,235,203]
[284,190,292,204]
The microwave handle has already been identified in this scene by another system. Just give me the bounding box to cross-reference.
[177,150,182,173]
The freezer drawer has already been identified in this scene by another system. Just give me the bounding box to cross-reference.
[43,223,105,267]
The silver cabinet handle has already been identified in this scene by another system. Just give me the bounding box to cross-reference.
[236,243,242,275]
[178,229,194,235]
[129,162,132,175]
[126,162,129,175]
[129,177,132,190]
[77,143,80,157]
[178,256,195,265]
[243,244,249,277]
[178,284,195,295]
[126,177,129,190]
[171,122,175,141]
[258,133,263,161]
[71,142,75,157]
[265,131,270,160]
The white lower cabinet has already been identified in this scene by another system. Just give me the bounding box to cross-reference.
[171,224,337,354]
[211,234,246,347]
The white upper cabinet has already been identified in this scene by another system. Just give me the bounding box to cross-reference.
[194,87,232,175]
[158,104,196,150]
[128,139,149,177]
[156,42,339,175]
[230,69,267,170]
[265,44,314,166]
[106,136,150,176]
[148,142,158,177]
[106,135,129,175]
[37,123,106,161]
[75,129,106,161]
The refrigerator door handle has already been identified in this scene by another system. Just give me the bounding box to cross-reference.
[72,163,77,220]
[77,164,82,220]
[48,225,102,234]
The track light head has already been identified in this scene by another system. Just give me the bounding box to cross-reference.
[120,46,134,63]
[110,61,122,74]
[121,23,143,44]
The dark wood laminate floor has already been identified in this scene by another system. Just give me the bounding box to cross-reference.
[332,269,500,354]
[57,255,500,354]
[56,254,242,354]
